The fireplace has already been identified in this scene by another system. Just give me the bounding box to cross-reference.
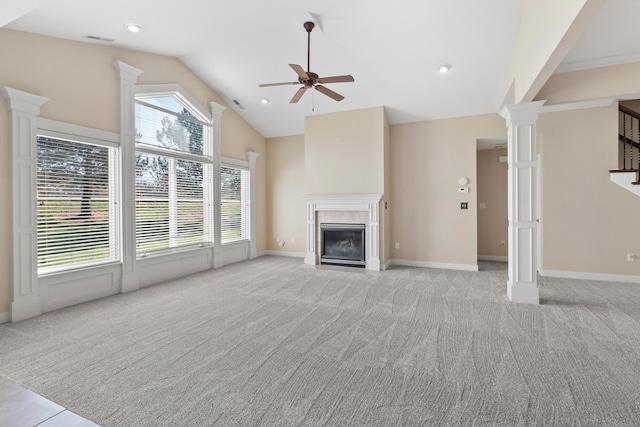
[304,194,382,271]
[321,223,366,267]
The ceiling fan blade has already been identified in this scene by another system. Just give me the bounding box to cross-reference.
[315,85,344,102]
[316,75,355,84]
[290,87,308,103]
[289,64,309,80]
[259,82,300,87]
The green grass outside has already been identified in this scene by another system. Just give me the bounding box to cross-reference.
[38,198,243,269]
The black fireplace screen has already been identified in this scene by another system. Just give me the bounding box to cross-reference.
[320,223,365,267]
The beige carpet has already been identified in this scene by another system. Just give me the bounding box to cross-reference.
[1,256,640,426]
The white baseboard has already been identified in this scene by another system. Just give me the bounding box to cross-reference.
[390,259,479,272]
[383,259,392,270]
[540,269,640,284]
[478,255,508,262]
[260,250,305,258]
[0,311,9,324]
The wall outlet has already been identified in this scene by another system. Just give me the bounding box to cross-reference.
[395,243,400,249]
[501,240,505,246]
[628,253,635,262]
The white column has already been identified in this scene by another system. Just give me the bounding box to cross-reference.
[1,87,49,321]
[368,201,381,271]
[246,151,259,259]
[209,101,226,268]
[304,203,317,266]
[113,61,143,293]
[500,101,544,305]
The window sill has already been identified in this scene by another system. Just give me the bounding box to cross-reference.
[137,244,213,260]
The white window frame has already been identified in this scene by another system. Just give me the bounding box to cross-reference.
[220,156,250,244]
[133,85,214,258]
[36,118,121,274]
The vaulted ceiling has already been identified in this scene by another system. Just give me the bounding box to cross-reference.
[3,0,640,138]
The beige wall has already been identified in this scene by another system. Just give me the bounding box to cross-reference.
[305,107,385,195]
[0,29,266,313]
[390,114,506,266]
[539,105,640,275]
[265,135,306,253]
[477,149,508,257]
[536,62,640,105]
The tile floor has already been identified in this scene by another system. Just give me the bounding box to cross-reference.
[0,375,99,427]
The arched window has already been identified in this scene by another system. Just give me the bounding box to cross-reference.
[134,89,214,256]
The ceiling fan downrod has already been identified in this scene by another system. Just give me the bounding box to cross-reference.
[304,21,314,73]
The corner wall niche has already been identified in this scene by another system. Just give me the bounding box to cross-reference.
[304,194,382,271]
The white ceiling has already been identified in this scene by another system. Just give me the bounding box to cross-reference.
[3,0,639,138]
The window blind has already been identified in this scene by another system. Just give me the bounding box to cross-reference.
[135,100,205,156]
[221,165,249,243]
[135,153,207,255]
[36,135,116,271]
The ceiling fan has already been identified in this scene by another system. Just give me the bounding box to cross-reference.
[259,21,354,103]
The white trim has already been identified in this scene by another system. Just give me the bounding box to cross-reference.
[261,250,305,258]
[540,269,640,284]
[610,171,640,197]
[221,156,249,169]
[2,86,48,322]
[37,118,120,147]
[210,101,225,268]
[134,83,212,122]
[478,255,508,262]
[383,259,392,270]
[0,311,9,324]
[1,87,49,114]
[500,102,543,305]
[246,151,259,259]
[114,60,142,293]
[390,259,479,272]
[304,194,383,271]
[540,98,615,114]
[555,51,640,74]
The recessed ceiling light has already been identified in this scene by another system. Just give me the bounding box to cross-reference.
[439,64,451,74]
[125,23,142,32]
[261,98,270,104]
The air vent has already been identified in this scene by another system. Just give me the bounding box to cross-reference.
[83,35,115,42]
[232,100,244,110]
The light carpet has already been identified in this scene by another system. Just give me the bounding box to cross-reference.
[1,256,640,426]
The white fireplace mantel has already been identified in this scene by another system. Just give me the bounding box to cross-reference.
[304,194,383,271]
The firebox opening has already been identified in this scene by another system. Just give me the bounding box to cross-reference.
[320,223,366,268]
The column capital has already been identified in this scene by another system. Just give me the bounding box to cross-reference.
[113,61,144,83]
[246,151,260,164]
[500,100,546,125]
[209,101,226,119]
[2,87,48,114]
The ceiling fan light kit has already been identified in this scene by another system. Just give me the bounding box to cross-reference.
[259,21,354,103]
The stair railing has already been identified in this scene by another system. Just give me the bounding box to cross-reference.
[619,105,640,172]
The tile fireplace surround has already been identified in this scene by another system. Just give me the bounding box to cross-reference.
[304,194,383,271]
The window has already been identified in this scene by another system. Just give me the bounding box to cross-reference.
[134,93,213,256]
[220,164,249,243]
[37,135,118,272]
